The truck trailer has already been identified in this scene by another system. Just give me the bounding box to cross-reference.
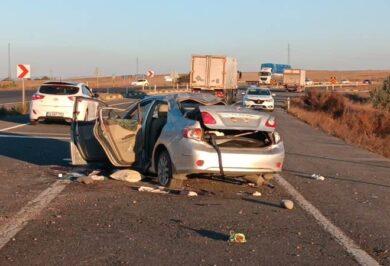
[283,69,306,92]
[259,63,291,85]
[190,55,238,103]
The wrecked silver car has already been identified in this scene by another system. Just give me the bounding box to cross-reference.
[70,93,285,186]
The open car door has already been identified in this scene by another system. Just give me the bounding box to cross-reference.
[70,96,109,165]
[93,101,150,167]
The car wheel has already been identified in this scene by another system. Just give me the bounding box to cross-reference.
[157,150,172,186]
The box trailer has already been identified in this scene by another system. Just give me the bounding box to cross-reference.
[283,69,306,92]
[190,55,238,103]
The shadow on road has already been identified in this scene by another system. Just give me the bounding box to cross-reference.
[241,197,283,209]
[0,114,30,124]
[0,132,69,166]
[284,169,390,189]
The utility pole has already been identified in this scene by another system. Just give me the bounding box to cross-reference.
[95,67,99,89]
[287,43,291,65]
[136,57,139,78]
[8,42,11,80]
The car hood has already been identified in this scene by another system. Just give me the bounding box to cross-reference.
[199,105,275,132]
[245,95,273,100]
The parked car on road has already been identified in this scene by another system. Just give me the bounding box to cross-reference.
[305,78,314,86]
[341,79,350,84]
[131,79,149,87]
[70,93,285,186]
[243,87,275,111]
[363,79,372,85]
[29,81,97,124]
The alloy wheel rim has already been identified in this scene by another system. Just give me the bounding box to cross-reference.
[158,155,170,185]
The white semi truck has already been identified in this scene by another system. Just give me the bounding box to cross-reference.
[190,55,238,103]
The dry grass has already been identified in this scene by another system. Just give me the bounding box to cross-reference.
[289,90,390,158]
[0,103,30,116]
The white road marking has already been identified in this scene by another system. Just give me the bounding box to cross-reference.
[0,134,69,140]
[0,180,69,250]
[0,123,29,132]
[274,174,379,266]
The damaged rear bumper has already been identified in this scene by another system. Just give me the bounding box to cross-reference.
[171,139,285,175]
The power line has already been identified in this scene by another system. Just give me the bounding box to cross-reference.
[8,42,11,80]
[287,43,291,66]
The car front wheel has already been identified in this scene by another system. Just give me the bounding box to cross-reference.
[157,150,173,186]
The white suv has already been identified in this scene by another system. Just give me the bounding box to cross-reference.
[131,79,149,87]
[29,81,97,124]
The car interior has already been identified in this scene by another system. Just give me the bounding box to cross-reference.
[144,102,169,159]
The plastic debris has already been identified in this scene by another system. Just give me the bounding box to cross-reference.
[77,175,95,184]
[58,172,85,181]
[229,231,247,243]
[88,170,106,181]
[252,191,261,197]
[187,191,198,197]
[311,174,325,181]
[138,186,169,194]
[110,169,142,183]
[281,199,294,210]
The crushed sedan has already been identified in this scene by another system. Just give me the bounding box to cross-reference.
[70,93,285,186]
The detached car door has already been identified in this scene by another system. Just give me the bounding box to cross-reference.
[70,96,108,165]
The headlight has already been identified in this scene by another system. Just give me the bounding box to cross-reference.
[273,131,281,143]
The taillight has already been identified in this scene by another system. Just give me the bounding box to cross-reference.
[201,112,216,125]
[32,94,45,100]
[215,90,224,98]
[183,128,203,141]
[265,117,276,128]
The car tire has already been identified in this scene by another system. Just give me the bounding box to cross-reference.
[157,150,173,186]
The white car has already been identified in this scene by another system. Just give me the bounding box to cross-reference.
[243,87,275,111]
[29,81,97,124]
[131,79,149,87]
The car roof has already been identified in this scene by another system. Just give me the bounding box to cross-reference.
[141,93,224,105]
[41,81,82,87]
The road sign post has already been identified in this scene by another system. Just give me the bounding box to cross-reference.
[17,64,31,113]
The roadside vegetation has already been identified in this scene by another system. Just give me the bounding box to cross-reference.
[288,78,390,158]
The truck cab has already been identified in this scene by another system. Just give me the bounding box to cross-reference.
[259,67,272,85]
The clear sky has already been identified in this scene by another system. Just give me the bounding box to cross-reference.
[1,0,389,78]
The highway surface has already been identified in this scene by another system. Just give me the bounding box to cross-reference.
[0,92,389,265]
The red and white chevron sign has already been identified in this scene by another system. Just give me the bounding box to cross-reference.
[146,70,155,78]
[17,64,31,79]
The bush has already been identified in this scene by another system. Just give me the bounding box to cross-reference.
[303,89,346,118]
[371,76,390,111]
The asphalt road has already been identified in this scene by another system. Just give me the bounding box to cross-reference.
[0,92,389,265]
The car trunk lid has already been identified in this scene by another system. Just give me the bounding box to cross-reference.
[198,105,274,132]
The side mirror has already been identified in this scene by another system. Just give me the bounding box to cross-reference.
[272,93,276,97]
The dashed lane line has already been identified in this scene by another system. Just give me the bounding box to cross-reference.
[0,123,29,132]
[0,180,70,250]
[274,174,379,266]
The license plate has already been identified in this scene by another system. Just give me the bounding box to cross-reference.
[47,112,63,117]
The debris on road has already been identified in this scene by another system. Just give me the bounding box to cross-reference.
[110,169,142,183]
[311,174,325,181]
[229,231,247,243]
[138,186,169,194]
[58,172,85,181]
[180,190,198,197]
[76,175,95,184]
[252,191,262,197]
[281,199,294,210]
